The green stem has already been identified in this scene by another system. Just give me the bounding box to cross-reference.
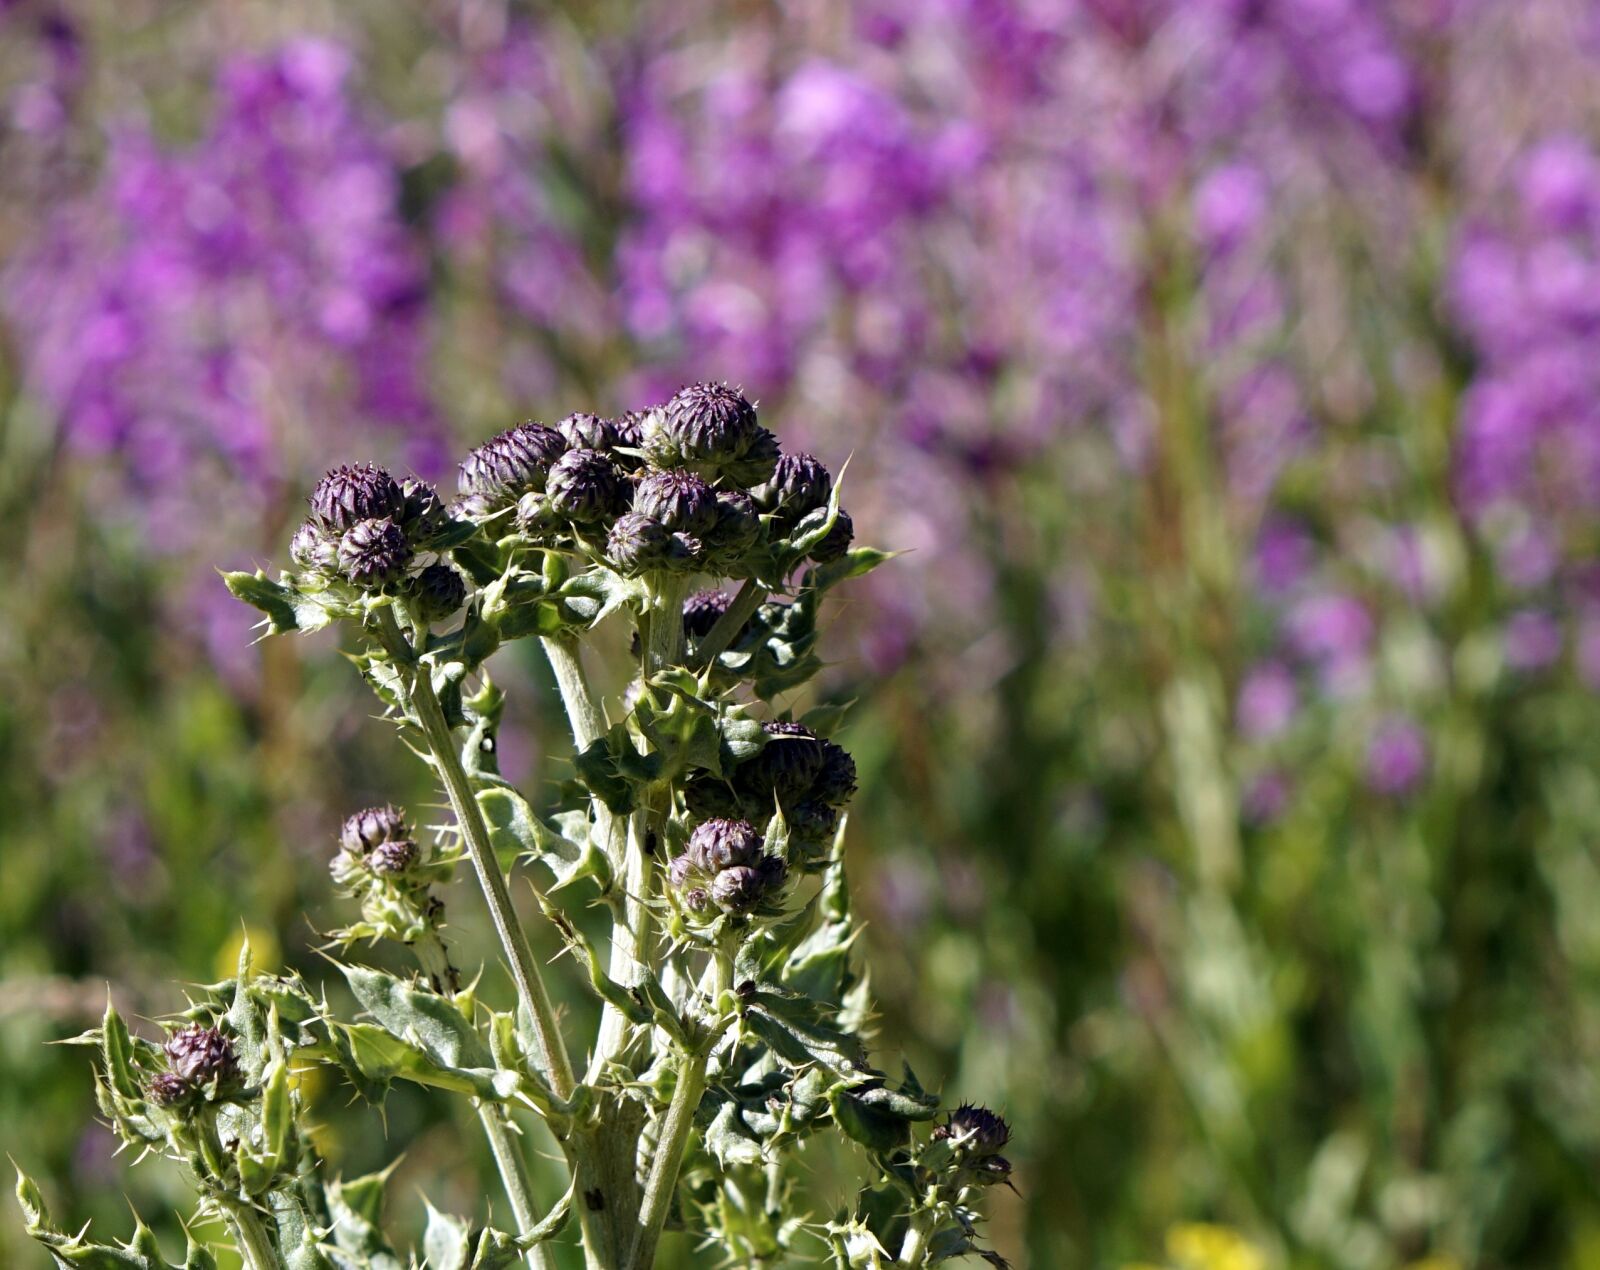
[693,579,764,667]
[541,634,606,749]
[219,1199,278,1270]
[626,1048,709,1270]
[378,607,575,1100]
[895,1211,935,1269]
[414,933,556,1270]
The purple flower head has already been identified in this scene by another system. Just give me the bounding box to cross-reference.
[1504,609,1563,672]
[1237,662,1298,742]
[1366,717,1429,798]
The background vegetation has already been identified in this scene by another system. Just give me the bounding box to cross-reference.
[5,2,1600,1267]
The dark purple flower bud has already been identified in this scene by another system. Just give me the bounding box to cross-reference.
[547,448,629,523]
[934,1104,1011,1156]
[683,589,734,639]
[756,853,788,891]
[412,563,466,623]
[803,508,854,564]
[556,412,619,452]
[369,838,419,875]
[290,519,340,575]
[337,517,413,589]
[644,382,760,470]
[341,806,408,855]
[458,422,568,512]
[607,512,674,576]
[687,818,762,872]
[684,886,711,913]
[722,427,782,488]
[705,490,763,561]
[611,410,647,449]
[515,492,562,536]
[710,865,767,913]
[684,774,747,821]
[812,741,858,807]
[163,1024,240,1088]
[147,1071,193,1109]
[742,721,826,800]
[310,463,405,532]
[787,799,840,845]
[754,453,832,525]
[634,470,718,536]
[400,478,449,541]
[668,854,698,889]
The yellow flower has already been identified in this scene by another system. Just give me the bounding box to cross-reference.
[1166,1223,1268,1270]
[214,924,281,980]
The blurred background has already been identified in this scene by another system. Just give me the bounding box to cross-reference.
[4,1,1600,1266]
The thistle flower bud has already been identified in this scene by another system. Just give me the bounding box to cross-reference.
[754,452,832,526]
[341,805,408,855]
[338,517,413,589]
[163,1024,240,1089]
[934,1104,1011,1157]
[547,448,629,524]
[705,490,763,563]
[634,470,718,536]
[684,774,747,821]
[458,422,568,513]
[801,507,854,563]
[812,740,858,807]
[683,886,711,913]
[556,412,619,452]
[710,859,785,913]
[722,427,782,489]
[516,492,562,536]
[310,463,405,532]
[400,478,449,541]
[644,382,760,471]
[683,589,733,639]
[710,865,766,913]
[788,799,840,846]
[611,410,647,449]
[369,837,419,876]
[668,853,697,889]
[687,818,762,872]
[742,720,826,799]
[607,512,674,576]
[412,563,467,623]
[146,1071,193,1109]
[289,519,340,575]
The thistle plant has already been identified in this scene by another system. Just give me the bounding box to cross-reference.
[16,383,1010,1269]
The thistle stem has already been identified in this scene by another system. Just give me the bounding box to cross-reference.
[219,1199,278,1270]
[625,1048,708,1270]
[414,932,556,1270]
[541,634,606,749]
[377,606,575,1100]
[896,1211,935,1269]
[693,578,764,667]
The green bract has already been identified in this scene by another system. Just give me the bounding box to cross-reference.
[19,385,1003,1270]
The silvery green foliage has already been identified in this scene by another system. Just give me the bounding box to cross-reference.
[16,384,1009,1268]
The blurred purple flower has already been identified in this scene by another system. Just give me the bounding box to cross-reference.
[1237,661,1298,741]
[1504,609,1563,671]
[2,37,436,549]
[1366,716,1428,797]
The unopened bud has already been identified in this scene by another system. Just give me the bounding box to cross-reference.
[163,1024,240,1090]
[412,563,466,623]
[633,470,718,536]
[369,838,419,876]
[458,423,568,514]
[547,448,630,524]
[687,818,762,872]
[607,512,674,576]
[337,517,412,589]
[146,1071,193,1109]
[310,463,405,532]
[290,519,340,575]
[341,806,408,855]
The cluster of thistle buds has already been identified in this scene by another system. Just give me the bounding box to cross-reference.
[668,817,788,919]
[329,804,455,944]
[145,1023,243,1111]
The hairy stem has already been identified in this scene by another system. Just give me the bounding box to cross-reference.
[414,933,556,1270]
[378,606,575,1099]
[693,578,764,667]
[219,1199,278,1270]
[626,1048,709,1270]
[541,634,606,749]
[896,1211,935,1269]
